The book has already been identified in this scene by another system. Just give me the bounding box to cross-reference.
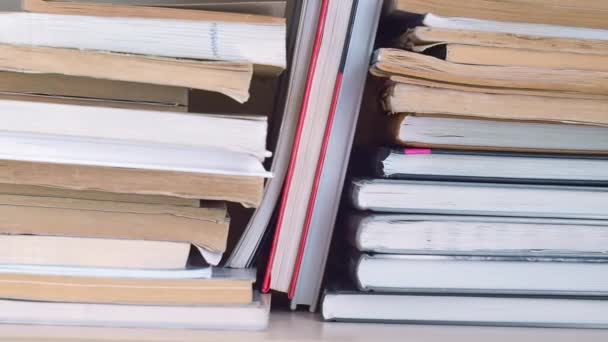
[347,213,608,256]
[390,115,608,154]
[0,183,201,207]
[420,13,608,40]
[0,130,271,177]
[322,291,608,328]
[0,293,270,330]
[0,44,253,103]
[351,254,608,295]
[23,0,285,24]
[0,235,191,269]
[0,99,269,161]
[0,91,187,112]
[0,12,286,68]
[349,179,608,218]
[0,265,253,305]
[226,0,322,268]
[373,148,608,184]
[371,49,608,95]
[383,83,608,126]
[0,72,188,106]
[0,160,265,208]
[392,0,608,30]
[45,1,287,17]
[288,0,384,310]
[404,27,608,56]
[424,44,608,72]
[263,0,356,293]
[0,194,229,261]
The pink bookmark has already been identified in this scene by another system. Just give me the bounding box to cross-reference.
[404,148,431,155]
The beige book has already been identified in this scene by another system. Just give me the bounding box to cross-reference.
[0,72,187,106]
[405,27,608,56]
[384,83,608,126]
[372,49,608,95]
[0,235,191,269]
[0,92,186,112]
[23,0,285,25]
[0,270,252,305]
[390,75,608,101]
[393,0,608,29]
[438,44,608,72]
[0,160,264,207]
[0,183,200,207]
[0,194,229,253]
[0,45,252,103]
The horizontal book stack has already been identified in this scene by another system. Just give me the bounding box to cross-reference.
[323,1,608,328]
[0,0,286,330]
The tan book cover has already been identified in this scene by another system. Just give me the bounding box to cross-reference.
[384,83,608,126]
[393,0,608,29]
[0,183,200,207]
[0,194,229,253]
[0,160,265,208]
[372,49,608,95]
[0,72,188,106]
[0,44,252,103]
[23,0,285,24]
[0,272,252,305]
[405,27,608,56]
[441,44,608,72]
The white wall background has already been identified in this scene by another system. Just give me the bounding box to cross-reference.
[0,0,21,10]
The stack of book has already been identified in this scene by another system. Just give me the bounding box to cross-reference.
[0,0,286,330]
[323,1,608,328]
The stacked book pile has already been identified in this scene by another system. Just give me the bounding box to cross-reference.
[0,0,286,330]
[323,1,608,328]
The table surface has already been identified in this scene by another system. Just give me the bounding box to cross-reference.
[0,312,607,342]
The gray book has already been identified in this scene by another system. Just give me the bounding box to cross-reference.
[351,254,608,295]
[349,179,608,219]
[347,213,608,257]
[322,291,608,328]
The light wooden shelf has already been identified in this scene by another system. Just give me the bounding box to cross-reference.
[1,312,607,341]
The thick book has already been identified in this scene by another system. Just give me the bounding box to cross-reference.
[392,1,608,30]
[322,291,608,328]
[0,235,191,269]
[383,83,608,126]
[390,114,608,154]
[351,254,608,295]
[373,148,608,184]
[0,160,265,208]
[0,265,254,305]
[0,293,270,330]
[0,44,253,103]
[371,48,608,96]
[0,11,285,68]
[404,26,608,56]
[347,213,608,257]
[349,179,608,219]
[263,0,356,293]
[0,194,229,264]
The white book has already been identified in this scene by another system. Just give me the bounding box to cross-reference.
[349,179,608,219]
[348,214,608,256]
[353,254,608,295]
[0,100,269,161]
[322,292,608,328]
[0,12,285,68]
[0,293,270,330]
[423,13,608,41]
[0,235,190,269]
[0,131,270,177]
